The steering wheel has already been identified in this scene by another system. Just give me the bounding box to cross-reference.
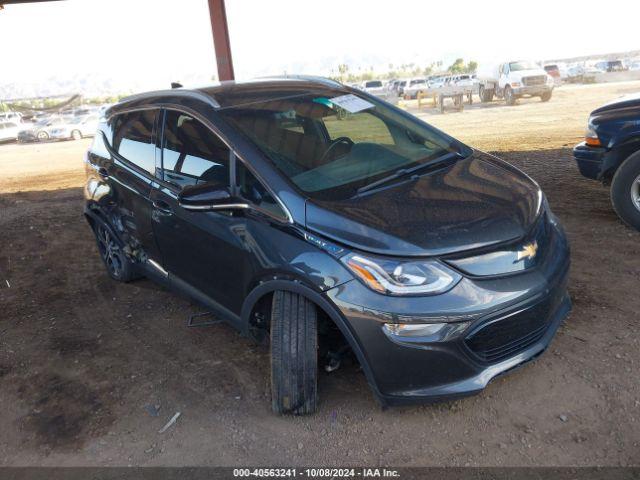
[320,137,354,164]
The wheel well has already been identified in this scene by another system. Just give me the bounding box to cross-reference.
[247,290,356,367]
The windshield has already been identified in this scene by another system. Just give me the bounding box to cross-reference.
[509,61,540,71]
[219,92,463,200]
[365,81,382,88]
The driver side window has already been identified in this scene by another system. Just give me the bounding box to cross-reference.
[160,110,230,190]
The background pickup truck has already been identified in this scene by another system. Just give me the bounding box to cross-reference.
[477,60,555,105]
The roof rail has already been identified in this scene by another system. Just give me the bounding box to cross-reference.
[117,88,221,110]
[258,75,344,88]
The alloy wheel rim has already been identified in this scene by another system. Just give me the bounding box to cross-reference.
[631,174,640,212]
[96,225,122,276]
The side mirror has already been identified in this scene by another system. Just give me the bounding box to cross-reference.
[177,181,248,211]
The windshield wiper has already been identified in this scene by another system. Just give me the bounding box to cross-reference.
[355,151,463,195]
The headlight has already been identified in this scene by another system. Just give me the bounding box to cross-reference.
[341,253,461,296]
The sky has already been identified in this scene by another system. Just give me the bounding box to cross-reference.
[0,0,638,96]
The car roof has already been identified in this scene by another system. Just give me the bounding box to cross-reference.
[113,77,349,114]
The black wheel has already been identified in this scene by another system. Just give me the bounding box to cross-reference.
[93,221,137,282]
[270,290,318,415]
[541,90,552,102]
[505,85,516,106]
[71,129,82,140]
[479,86,494,103]
[611,150,640,231]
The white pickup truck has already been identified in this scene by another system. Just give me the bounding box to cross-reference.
[477,60,554,105]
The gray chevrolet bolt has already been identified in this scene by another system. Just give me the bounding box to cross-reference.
[84,77,571,414]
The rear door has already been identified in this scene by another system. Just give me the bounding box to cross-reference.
[104,109,163,262]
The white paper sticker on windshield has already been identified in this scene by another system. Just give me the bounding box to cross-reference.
[329,94,375,113]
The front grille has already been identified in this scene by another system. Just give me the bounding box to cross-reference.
[522,75,546,86]
[465,296,553,363]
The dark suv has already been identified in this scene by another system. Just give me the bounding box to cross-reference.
[573,92,640,230]
[84,77,571,414]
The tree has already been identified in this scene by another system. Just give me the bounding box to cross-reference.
[449,58,466,74]
[466,61,478,74]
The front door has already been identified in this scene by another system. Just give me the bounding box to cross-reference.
[150,109,249,315]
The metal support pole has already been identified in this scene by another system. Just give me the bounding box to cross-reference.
[207,0,235,81]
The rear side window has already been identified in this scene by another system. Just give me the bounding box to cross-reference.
[160,110,230,189]
[112,110,157,175]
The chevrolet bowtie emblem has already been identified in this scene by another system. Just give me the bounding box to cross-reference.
[516,241,538,261]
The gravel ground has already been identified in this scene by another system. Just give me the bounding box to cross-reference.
[0,82,639,466]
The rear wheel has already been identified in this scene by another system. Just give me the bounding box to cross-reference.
[270,291,318,415]
[479,86,494,102]
[611,150,640,231]
[92,220,137,282]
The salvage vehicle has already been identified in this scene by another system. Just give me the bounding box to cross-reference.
[360,80,386,98]
[477,60,554,105]
[17,116,65,142]
[49,115,99,141]
[573,92,640,230]
[84,77,571,414]
[0,122,20,142]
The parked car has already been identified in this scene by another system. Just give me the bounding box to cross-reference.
[573,93,640,230]
[595,60,625,72]
[85,77,571,414]
[403,78,428,99]
[0,111,24,124]
[0,122,20,142]
[49,115,99,141]
[17,116,65,142]
[360,80,386,97]
[543,64,562,86]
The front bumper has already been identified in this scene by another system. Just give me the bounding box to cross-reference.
[325,217,571,406]
[573,141,607,180]
[512,85,553,96]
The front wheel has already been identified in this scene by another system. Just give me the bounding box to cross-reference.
[270,291,318,415]
[71,129,82,140]
[611,150,640,231]
[505,86,516,106]
[541,91,553,102]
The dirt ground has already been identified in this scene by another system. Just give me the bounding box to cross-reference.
[0,82,639,467]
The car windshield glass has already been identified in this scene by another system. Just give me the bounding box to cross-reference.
[219,92,465,200]
[509,61,540,71]
[365,81,382,88]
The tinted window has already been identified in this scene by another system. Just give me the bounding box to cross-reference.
[236,161,286,220]
[160,110,230,189]
[112,110,157,174]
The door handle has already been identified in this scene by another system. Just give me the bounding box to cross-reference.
[153,200,173,215]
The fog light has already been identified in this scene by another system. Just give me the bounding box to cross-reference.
[383,322,447,337]
[382,321,471,344]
